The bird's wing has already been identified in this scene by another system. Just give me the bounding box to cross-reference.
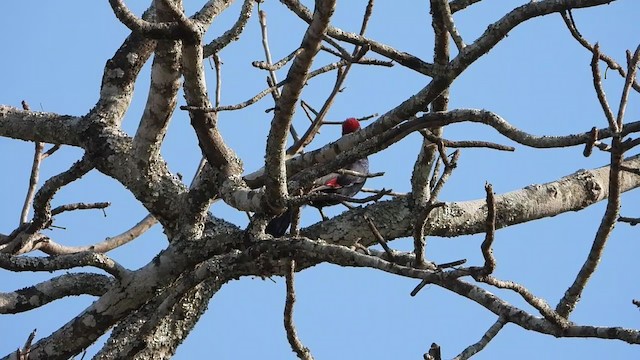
[312,173,341,189]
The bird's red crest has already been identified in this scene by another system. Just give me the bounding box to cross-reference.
[342,118,361,135]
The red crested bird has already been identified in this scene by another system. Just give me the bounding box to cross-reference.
[266,118,369,237]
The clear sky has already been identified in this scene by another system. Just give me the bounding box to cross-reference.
[1,1,640,359]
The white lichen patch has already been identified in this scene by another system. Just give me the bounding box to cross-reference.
[107,68,125,79]
[126,52,139,64]
[82,314,97,327]
[29,295,41,306]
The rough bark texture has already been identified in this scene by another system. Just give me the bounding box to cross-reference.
[1,1,638,359]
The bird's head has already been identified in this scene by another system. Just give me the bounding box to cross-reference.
[342,117,361,135]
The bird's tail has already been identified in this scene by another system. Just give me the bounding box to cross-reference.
[265,208,293,237]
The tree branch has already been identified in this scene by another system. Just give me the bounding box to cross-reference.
[264,0,336,213]
[0,252,128,279]
[284,260,314,360]
[453,316,507,360]
[0,273,113,314]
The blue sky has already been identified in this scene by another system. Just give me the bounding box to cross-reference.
[2,1,640,359]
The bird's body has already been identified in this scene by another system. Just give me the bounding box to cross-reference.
[266,118,368,237]
[309,157,369,211]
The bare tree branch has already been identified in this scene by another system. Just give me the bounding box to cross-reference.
[562,10,640,92]
[264,0,336,214]
[0,252,127,279]
[0,274,113,314]
[203,0,254,56]
[453,316,507,360]
[284,260,314,360]
[133,0,183,164]
[590,43,617,131]
[38,214,157,255]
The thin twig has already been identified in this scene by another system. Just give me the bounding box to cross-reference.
[478,183,496,276]
[358,0,375,37]
[590,44,617,131]
[257,8,301,143]
[291,188,391,208]
[620,165,640,176]
[19,101,44,226]
[258,10,280,101]
[618,216,640,226]
[413,150,460,267]
[253,48,303,71]
[299,100,319,126]
[41,144,61,159]
[615,45,640,130]
[420,130,514,151]
[16,328,36,360]
[556,136,623,318]
[360,188,406,197]
[50,202,110,216]
[284,260,314,360]
[38,214,157,255]
[562,11,640,92]
[478,275,569,329]
[182,58,391,113]
[364,215,395,262]
[213,53,222,108]
[436,0,466,51]
[203,0,255,56]
[335,169,384,178]
[29,155,94,233]
[453,316,507,360]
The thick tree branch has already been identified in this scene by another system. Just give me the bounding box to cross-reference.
[0,107,84,146]
[264,0,336,213]
[10,220,241,360]
[303,154,640,244]
[0,252,128,279]
[133,0,184,164]
[108,0,192,40]
[0,274,113,314]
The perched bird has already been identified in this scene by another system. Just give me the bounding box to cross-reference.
[266,118,369,237]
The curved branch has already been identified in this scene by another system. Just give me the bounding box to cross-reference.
[29,155,94,232]
[0,273,113,314]
[280,0,435,76]
[107,0,189,39]
[203,0,254,56]
[453,316,507,360]
[0,252,128,279]
[37,214,157,255]
[247,238,640,344]
[561,10,640,92]
[193,0,235,26]
[556,137,623,318]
